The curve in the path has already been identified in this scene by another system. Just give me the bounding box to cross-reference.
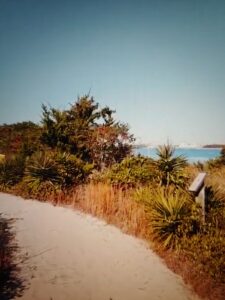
[0,193,200,300]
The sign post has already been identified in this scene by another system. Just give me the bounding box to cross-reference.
[189,172,207,222]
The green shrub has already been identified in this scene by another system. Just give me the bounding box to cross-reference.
[136,186,194,249]
[97,155,154,186]
[54,151,93,186]
[0,155,25,188]
[181,226,225,282]
[24,151,93,193]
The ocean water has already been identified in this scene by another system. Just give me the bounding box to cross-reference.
[134,147,221,163]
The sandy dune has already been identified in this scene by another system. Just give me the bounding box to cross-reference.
[0,193,200,300]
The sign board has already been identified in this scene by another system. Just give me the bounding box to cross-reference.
[189,172,207,195]
[189,172,207,222]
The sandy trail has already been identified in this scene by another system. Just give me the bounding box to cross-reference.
[0,193,199,300]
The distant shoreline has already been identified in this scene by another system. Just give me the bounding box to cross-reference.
[133,144,224,149]
[202,144,224,149]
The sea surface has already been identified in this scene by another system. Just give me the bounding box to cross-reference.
[134,147,221,163]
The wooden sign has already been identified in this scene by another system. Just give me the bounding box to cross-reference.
[189,172,207,222]
[189,172,207,195]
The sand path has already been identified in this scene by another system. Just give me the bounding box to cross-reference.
[0,193,200,300]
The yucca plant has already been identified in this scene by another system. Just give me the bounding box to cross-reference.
[25,151,62,192]
[146,187,192,249]
[24,151,93,193]
[155,144,188,188]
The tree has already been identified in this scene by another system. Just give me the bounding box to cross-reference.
[89,123,134,169]
[40,95,134,168]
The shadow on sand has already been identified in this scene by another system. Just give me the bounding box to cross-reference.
[0,216,27,300]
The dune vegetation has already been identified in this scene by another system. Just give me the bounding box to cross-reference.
[0,95,225,299]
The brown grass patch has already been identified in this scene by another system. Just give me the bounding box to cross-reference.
[68,183,150,239]
[156,247,225,300]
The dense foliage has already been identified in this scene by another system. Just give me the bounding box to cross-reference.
[25,151,93,192]
[40,95,134,168]
[0,121,42,157]
[94,155,155,186]
[0,95,134,192]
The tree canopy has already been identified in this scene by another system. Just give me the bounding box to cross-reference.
[40,95,134,168]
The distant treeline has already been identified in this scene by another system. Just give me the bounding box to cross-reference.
[0,121,42,157]
[203,144,225,148]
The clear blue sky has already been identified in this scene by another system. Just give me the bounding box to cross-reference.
[0,0,225,145]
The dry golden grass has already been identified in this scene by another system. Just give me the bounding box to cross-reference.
[0,154,5,163]
[68,183,150,239]
[184,164,199,180]
[27,182,150,240]
[206,166,225,201]
[159,249,225,300]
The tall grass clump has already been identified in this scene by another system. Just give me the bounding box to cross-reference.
[206,167,225,200]
[69,183,150,238]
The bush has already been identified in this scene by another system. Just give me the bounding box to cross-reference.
[24,151,93,193]
[55,152,93,186]
[181,226,225,282]
[96,155,155,187]
[0,155,25,188]
[135,186,194,249]
[205,186,225,229]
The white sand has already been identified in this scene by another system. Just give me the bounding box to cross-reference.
[0,193,200,300]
